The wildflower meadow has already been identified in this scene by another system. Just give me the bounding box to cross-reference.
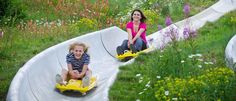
[1,0,235,101]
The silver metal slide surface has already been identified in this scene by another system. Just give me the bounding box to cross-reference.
[7,0,236,100]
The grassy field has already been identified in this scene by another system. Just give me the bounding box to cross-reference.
[0,0,226,100]
[109,10,236,101]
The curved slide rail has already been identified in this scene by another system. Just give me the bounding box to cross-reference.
[225,35,236,71]
[7,0,236,100]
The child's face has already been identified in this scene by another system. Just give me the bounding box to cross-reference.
[72,45,84,59]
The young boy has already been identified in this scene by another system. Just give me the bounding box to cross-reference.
[56,42,92,86]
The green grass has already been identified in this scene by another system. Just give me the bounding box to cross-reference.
[0,0,222,100]
[109,11,236,101]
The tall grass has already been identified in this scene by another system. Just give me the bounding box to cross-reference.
[109,10,236,101]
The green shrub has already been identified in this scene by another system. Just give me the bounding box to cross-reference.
[69,18,98,32]
[0,0,26,26]
[143,10,159,25]
[155,67,236,101]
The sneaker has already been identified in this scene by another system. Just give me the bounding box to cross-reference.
[116,46,124,55]
[130,44,137,53]
[82,76,90,87]
[56,74,67,85]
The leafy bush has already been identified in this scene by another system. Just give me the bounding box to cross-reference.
[143,10,159,26]
[0,0,26,26]
[70,18,98,32]
[155,67,236,101]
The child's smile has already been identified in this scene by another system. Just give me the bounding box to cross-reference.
[73,46,84,59]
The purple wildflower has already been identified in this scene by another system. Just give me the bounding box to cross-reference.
[158,25,162,31]
[190,29,197,38]
[183,27,190,39]
[183,4,190,17]
[172,28,179,40]
[183,27,197,39]
[164,27,179,41]
[165,16,172,26]
[160,44,165,50]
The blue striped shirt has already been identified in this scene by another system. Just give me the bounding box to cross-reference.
[66,53,90,72]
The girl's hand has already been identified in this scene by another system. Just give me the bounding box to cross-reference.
[77,73,84,78]
[69,71,74,75]
[128,42,130,48]
[73,70,79,74]
[128,41,133,48]
[73,70,84,78]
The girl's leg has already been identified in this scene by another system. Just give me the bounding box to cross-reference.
[120,40,129,50]
[56,68,68,85]
[85,69,92,78]
[134,38,144,51]
[82,69,92,87]
[61,69,69,81]
[117,40,129,55]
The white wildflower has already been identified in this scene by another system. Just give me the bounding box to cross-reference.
[139,80,143,83]
[208,62,214,64]
[145,81,151,88]
[188,55,193,58]
[197,59,203,61]
[204,61,214,65]
[136,74,141,77]
[140,77,143,80]
[172,98,178,100]
[198,65,202,68]
[195,54,202,57]
[204,62,209,64]
[181,60,185,63]
[145,84,150,88]
[156,76,161,79]
[165,91,169,96]
[147,81,150,85]
[139,92,143,95]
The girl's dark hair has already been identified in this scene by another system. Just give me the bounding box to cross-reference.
[131,9,147,23]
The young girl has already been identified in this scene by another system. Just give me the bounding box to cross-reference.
[56,42,92,85]
[117,9,148,55]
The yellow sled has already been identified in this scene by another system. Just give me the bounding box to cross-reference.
[116,47,154,61]
[55,76,97,94]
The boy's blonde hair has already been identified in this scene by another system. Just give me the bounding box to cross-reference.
[69,42,88,53]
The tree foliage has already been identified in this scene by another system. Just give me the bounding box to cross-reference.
[0,0,26,25]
